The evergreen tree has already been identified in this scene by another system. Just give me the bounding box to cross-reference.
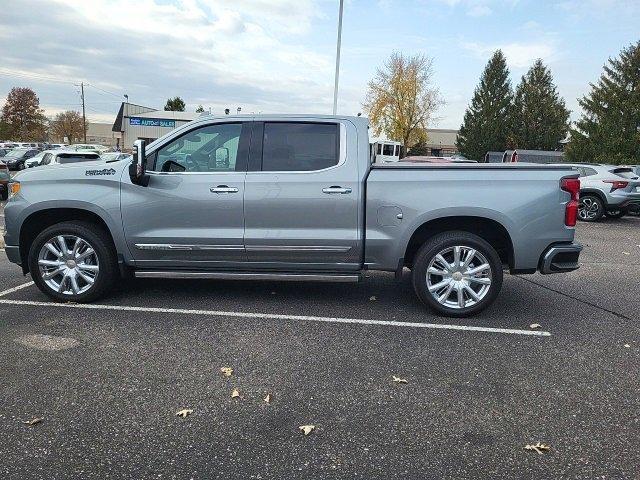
[164,96,186,112]
[456,50,513,161]
[567,41,640,165]
[195,105,205,113]
[512,59,569,150]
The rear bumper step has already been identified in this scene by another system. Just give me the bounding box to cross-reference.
[539,242,582,274]
[134,271,362,283]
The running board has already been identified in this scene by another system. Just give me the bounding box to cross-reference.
[134,271,361,283]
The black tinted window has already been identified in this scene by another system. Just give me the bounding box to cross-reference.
[262,123,339,172]
[57,154,100,164]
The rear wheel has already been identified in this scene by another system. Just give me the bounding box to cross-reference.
[28,222,118,302]
[412,231,503,317]
[578,195,604,222]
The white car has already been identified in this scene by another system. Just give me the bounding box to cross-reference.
[100,152,132,162]
[71,144,110,154]
[25,150,50,168]
[31,150,101,168]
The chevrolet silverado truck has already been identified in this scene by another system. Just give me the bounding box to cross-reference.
[3,115,582,317]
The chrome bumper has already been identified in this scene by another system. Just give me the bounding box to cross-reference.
[539,242,582,274]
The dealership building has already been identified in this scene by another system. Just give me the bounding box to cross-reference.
[112,102,197,149]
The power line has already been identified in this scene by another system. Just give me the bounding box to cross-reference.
[0,68,77,84]
[86,83,123,99]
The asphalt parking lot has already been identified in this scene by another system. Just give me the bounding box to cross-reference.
[0,213,639,479]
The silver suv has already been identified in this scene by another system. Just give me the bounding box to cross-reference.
[565,164,640,221]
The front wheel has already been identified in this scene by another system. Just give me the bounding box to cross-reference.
[412,231,503,317]
[28,222,118,302]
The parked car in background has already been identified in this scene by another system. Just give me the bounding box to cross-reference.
[100,152,132,162]
[3,148,40,170]
[0,142,18,149]
[560,164,640,221]
[484,151,504,163]
[0,160,9,200]
[37,150,101,167]
[25,150,49,168]
[503,150,565,164]
[0,148,8,158]
[71,144,110,154]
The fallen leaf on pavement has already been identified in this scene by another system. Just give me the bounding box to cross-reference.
[529,323,542,330]
[392,376,408,384]
[175,409,193,418]
[299,425,315,436]
[369,296,377,301]
[220,367,233,377]
[23,417,43,426]
[231,388,240,399]
[524,442,551,455]
[264,393,271,404]
[622,252,631,255]
[624,344,631,348]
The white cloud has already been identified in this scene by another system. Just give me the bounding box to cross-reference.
[462,41,557,68]
[0,0,336,120]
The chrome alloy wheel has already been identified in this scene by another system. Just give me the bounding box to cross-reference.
[579,197,600,220]
[38,235,99,295]
[425,245,492,310]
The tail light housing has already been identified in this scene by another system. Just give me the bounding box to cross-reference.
[603,180,628,191]
[561,177,580,227]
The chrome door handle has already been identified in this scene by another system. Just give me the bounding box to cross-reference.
[322,186,352,194]
[210,185,239,194]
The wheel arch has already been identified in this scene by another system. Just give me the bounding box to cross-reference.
[580,188,607,205]
[403,216,514,270]
[19,207,118,274]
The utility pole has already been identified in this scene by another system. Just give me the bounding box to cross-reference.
[332,0,344,115]
[80,82,87,143]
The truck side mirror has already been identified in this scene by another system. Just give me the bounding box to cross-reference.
[129,139,149,186]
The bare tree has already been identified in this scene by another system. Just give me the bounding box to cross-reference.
[364,52,443,148]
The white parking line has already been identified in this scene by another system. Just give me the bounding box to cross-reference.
[0,297,551,337]
[0,281,34,297]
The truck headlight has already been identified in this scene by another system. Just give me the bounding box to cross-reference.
[9,181,20,198]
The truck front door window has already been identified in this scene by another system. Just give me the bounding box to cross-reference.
[153,123,242,173]
[262,122,339,172]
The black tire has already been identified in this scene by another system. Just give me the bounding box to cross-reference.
[28,221,118,302]
[578,194,604,222]
[605,209,625,219]
[412,231,503,318]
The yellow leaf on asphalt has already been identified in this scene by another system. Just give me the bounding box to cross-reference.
[23,417,43,426]
[524,442,551,455]
[392,376,408,384]
[231,388,240,399]
[220,367,233,377]
[175,409,193,418]
[264,393,271,404]
[530,323,542,330]
[299,425,315,436]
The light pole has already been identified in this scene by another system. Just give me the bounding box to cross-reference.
[332,0,344,115]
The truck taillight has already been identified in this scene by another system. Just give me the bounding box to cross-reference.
[561,177,580,227]
[603,180,628,191]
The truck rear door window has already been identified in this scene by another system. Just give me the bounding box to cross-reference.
[57,154,100,164]
[262,122,339,172]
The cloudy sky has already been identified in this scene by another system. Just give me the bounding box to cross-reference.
[1,0,638,128]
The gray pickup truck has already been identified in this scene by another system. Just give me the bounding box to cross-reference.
[3,115,582,317]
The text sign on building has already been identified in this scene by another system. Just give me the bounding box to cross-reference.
[129,117,176,128]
